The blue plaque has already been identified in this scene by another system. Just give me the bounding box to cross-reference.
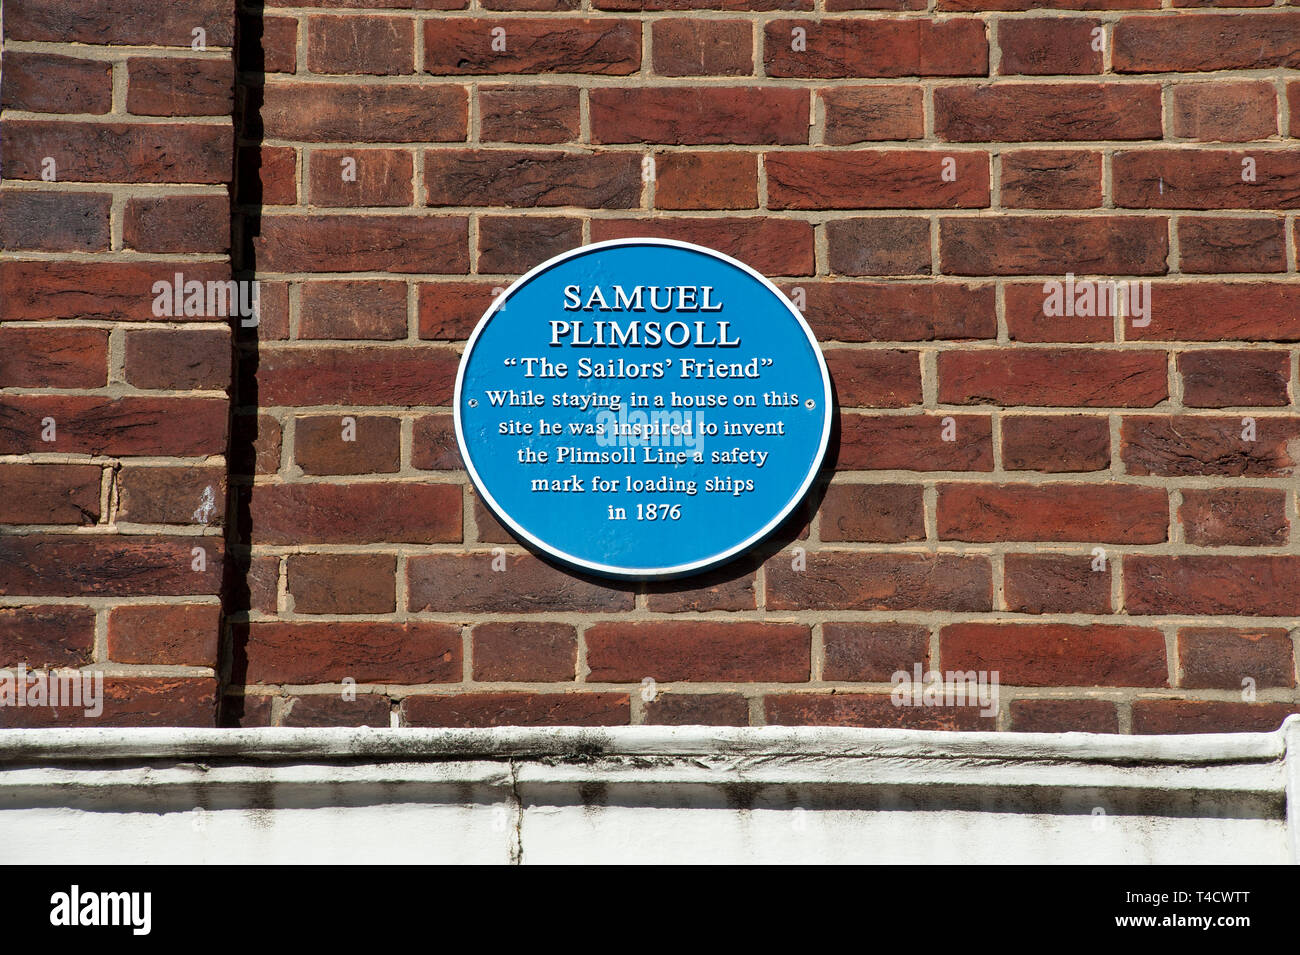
[455,238,832,578]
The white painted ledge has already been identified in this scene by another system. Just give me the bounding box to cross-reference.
[1,719,1296,864]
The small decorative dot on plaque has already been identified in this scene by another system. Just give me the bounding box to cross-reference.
[805,399,815,409]
[468,399,478,408]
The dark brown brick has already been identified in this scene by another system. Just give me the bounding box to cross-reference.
[472,622,577,681]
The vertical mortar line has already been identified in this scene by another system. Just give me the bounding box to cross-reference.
[1116,698,1133,735]
[107,327,127,385]
[111,59,127,115]
[987,16,1000,78]
[1165,625,1180,691]
[395,552,410,623]
[98,463,114,525]
[93,607,109,664]
[992,551,1005,612]
[810,621,823,682]
[575,622,589,684]
[406,278,419,342]
[276,554,289,615]
[287,279,301,340]
[462,623,473,683]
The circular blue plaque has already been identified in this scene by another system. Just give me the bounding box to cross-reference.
[455,238,832,578]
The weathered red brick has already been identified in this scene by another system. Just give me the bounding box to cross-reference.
[938,483,1168,543]
[472,622,577,681]
[1170,81,1277,141]
[0,120,231,184]
[477,215,582,273]
[935,83,1161,141]
[0,464,101,526]
[1004,281,1114,343]
[1,191,112,252]
[591,217,815,276]
[124,327,231,390]
[1129,284,1300,341]
[998,17,1103,75]
[1122,415,1299,476]
[1178,349,1290,407]
[1125,555,1300,615]
[417,281,496,340]
[1179,627,1294,690]
[308,149,414,207]
[107,603,220,666]
[643,693,749,725]
[123,195,230,254]
[0,51,112,113]
[940,215,1168,275]
[411,413,462,469]
[0,536,223,597]
[408,553,634,612]
[0,606,95,668]
[826,217,932,275]
[282,694,392,727]
[294,415,401,475]
[238,621,460,684]
[586,621,810,682]
[1010,700,1118,733]
[258,345,459,405]
[999,150,1102,208]
[825,349,922,407]
[941,622,1167,686]
[1001,414,1111,472]
[1179,217,1286,274]
[246,483,461,544]
[822,622,929,681]
[254,82,466,142]
[0,396,227,456]
[1131,700,1300,734]
[117,465,226,526]
[403,692,629,727]
[591,87,809,144]
[768,151,989,209]
[286,553,397,614]
[793,282,996,342]
[767,552,992,611]
[654,152,757,210]
[0,678,218,728]
[1004,553,1112,614]
[307,14,415,74]
[300,280,409,340]
[838,413,994,471]
[0,328,107,389]
[764,18,988,77]
[819,483,924,542]
[1,260,233,322]
[1114,13,1300,72]
[939,348,1166,406]
[5,0,235,45]
[644,571,757,612]
[1179,487,1288,546]
[424,18,640,74]
[765,693,993,729]
[1114,149,1300,209]
[126,57,233,116]
[652,18,752,75]
[253,215,467,273]
[821,86,924,143]
[479,86,580,143]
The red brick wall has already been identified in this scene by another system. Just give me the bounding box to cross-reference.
[4,0,1300,733]
[1,0,235,724]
